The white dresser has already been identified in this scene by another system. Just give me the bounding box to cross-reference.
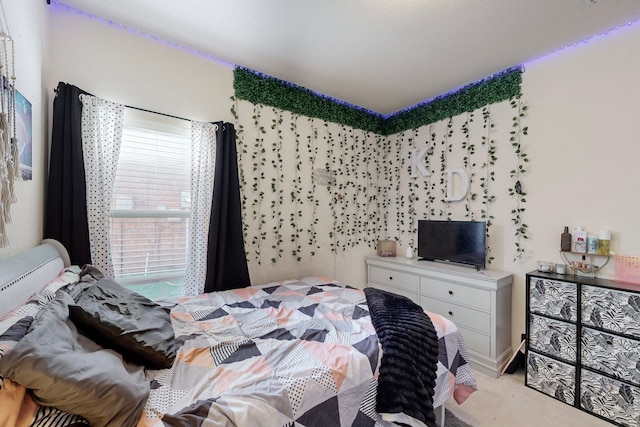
[365,256,513,378]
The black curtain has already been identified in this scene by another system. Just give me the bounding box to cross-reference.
[204,122,251,292]
[44,82,92,266]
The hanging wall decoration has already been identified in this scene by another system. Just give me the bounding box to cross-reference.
[0,9,20,247]
[232,65,529,266]
[508,95,529,260]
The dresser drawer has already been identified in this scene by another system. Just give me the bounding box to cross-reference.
[456,324,491,356]
[526,351,576,405]
[529,277,577,321]
[581,369,640,427]
[581,327,640,386]
[369,266,419,293]
[529,314,577,363]
[420,295,490,333]
[582,285,640,339]
[420,277,490,312]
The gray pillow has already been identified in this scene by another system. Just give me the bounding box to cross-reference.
[0,291,149,427]
[68,278,176,369]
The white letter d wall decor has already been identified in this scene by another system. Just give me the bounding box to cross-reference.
[444,168,470,202]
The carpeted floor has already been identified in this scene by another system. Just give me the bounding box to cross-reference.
[445,409,472,427]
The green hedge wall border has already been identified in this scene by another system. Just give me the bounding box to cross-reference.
[234,68,385,133]
[234,66,523,136]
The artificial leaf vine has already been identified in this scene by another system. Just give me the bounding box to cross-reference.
[481,105,496,264]
[461,112,477,218]
[307,118,319,256]
[439,118,454,219]
[509,95,529,260]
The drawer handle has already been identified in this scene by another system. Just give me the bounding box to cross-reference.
[448,311,453,316]
[389,276,393,280]
[448,290,454,295]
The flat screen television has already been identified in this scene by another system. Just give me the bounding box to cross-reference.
[417,220,486,270]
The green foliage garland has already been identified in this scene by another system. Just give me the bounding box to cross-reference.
[234,68,385,134]
[383,68,522,135]
[234,67,523,136]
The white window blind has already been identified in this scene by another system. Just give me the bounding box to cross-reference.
[110,109,191,284]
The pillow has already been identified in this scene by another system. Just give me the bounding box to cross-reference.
[0,291,149,427]
[68,278,176,369]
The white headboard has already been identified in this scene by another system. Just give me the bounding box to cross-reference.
[0,239,70,318]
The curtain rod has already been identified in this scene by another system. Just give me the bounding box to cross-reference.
[125,105,220,127]
[125,105,190,122]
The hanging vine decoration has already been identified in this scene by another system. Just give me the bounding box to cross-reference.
[307,118,319,255]
[394,132,405,238]
[324,122,338,253]
[268,108,284,263]
[349,127,359,247]
[231,96,254,261]
[480,105,496,264]
[251,104,267,264]
[408,127,419,249]
[426,126,436,218]
[290,113,302,261]
[382,135,390,240]
[460,112,477,218]
[365,131,377,247]
[439,118,454,219]
[340,126,349,251]
[508,95,529,260]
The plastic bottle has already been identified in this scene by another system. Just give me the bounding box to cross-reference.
[572,227,587,253]
[560,226,571,251]
[587,234,599,254]
[597,230,611,255]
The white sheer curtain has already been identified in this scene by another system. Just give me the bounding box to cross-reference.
[184,121,217,295]
[79,94,124,277]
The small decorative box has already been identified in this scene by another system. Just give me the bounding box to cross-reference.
[377,240,396,257]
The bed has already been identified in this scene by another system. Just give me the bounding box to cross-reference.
[0,241,476,427]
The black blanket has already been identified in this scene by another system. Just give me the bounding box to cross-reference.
[364,287,439,427]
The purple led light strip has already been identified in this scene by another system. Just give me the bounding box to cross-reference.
[52,1,640,118]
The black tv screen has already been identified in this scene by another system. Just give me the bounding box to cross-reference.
[417,220,486,269]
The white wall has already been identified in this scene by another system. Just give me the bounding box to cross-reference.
[511,22,640,345]
[0,0,48,258]
[46,4,234,124]
[47,5,640,352]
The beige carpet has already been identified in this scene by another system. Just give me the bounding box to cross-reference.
[445,369,612,427]
[444,409,472,427]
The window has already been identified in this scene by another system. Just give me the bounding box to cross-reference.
[110,109,191,287]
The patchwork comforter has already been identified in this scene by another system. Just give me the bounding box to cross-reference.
[0,271,477,427]
[141,277,476,426]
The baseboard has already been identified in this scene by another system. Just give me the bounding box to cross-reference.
[468,347,512,378]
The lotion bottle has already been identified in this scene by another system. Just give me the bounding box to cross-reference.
[572,226,587,253]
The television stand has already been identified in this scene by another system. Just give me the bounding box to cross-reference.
[365,255,513,378]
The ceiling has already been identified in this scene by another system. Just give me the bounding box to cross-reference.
[57,0,640,116]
